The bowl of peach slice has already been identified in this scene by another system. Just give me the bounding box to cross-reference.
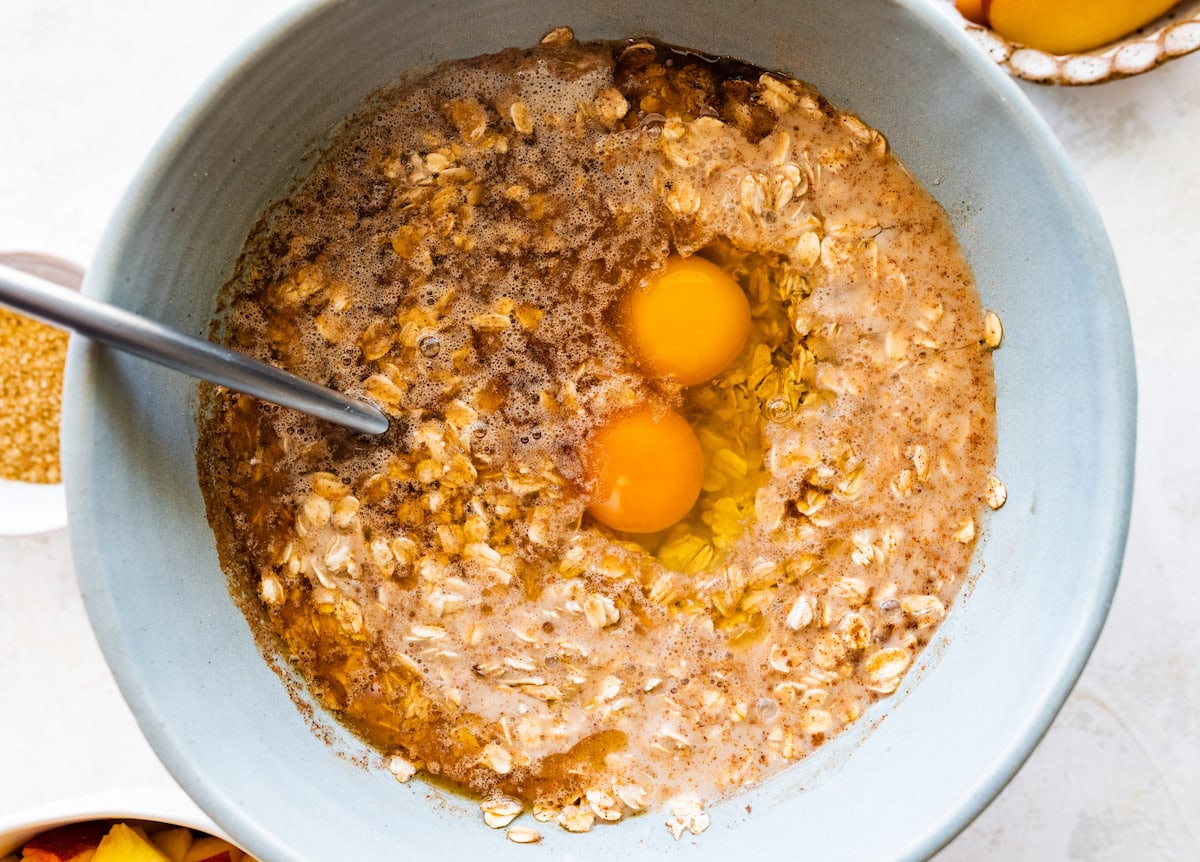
[0,794,255,862]
[944,0,1200,83]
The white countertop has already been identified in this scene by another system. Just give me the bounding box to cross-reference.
[2,3,1197,858]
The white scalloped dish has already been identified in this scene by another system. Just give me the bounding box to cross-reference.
[938,0,1200,84]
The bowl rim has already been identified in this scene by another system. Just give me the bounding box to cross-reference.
[63,0,1137,859]
[0,788,228,856]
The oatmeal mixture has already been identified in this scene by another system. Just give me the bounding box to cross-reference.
[199,30,1001,837]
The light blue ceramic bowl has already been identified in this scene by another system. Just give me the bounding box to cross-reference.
[64,0,1135,859]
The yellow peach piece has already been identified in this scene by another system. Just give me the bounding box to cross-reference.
[148,829,192,862]
[181,837,239,862]
[91,825,170,862]
[988,0,1179,54]
[956,0,988,25]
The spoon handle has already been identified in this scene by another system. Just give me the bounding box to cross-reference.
[0,263,389,436]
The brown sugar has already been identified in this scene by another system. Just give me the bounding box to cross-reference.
[0,306,68,484]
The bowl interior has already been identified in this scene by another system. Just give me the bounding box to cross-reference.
[65,0,1134,859]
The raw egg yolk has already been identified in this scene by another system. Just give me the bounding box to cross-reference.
[585,405,704,534]
[626,255,751,386]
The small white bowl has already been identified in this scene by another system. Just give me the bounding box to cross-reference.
[0,479,67,538]
[0,788,239,857]
[0,252,82,537]
[938,0,1200,84]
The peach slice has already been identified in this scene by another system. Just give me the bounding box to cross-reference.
[955,0,988,25]
[19,822,107,862]
[986,0,1179,54]
[180,837,240,862]
[148,829,193,862]
[91,825,170,862]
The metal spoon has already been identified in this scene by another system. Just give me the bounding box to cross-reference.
[0,262,389,435]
